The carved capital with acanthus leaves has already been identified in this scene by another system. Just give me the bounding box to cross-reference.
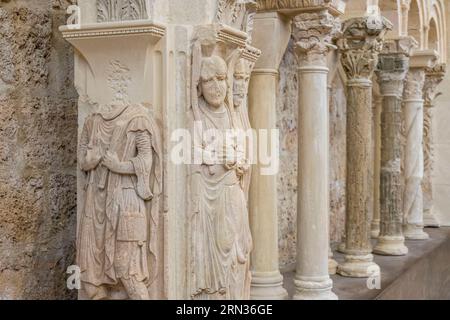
[423,63,447,107]
[292,10,341,66]
[375,37,417,96]
[338,16,392,80]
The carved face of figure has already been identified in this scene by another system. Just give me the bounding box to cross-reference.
[200,56,228,109]
[233,59,250,108]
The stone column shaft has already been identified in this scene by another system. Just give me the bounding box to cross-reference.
[248,12,290,300]
[249,70,287,299]
[374,38,414,255]
[422,64,446,227]
[292,10,339,300]
[402,68,429,240]
[337,16,391,278]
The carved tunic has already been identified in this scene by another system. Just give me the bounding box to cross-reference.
[78,104,161,296]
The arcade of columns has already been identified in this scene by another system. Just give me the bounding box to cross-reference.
[61,0,447,300]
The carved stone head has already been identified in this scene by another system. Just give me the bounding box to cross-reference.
[200,56,228,109]
[233,59,250,108]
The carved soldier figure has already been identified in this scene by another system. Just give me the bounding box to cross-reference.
[189,50,252,300]
[77,61,162,300]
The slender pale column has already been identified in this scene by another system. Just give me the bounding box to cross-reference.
[371,95,382,238]
[292,11,339,300]
[422,64,446,227]
[402,68,428,239]
[373,38,415,256]
[337,16,391,278]
[248,12,290,300]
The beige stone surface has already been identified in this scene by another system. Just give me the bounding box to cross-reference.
[276,40,299,271]
[0,0,77,299]
[1,0,450,300]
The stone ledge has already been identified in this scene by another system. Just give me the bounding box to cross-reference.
[283,228,450,299]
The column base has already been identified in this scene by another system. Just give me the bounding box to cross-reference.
[328,258,338,275]
[337,254,380,278]
[337,242,347,254]
[423,210,440,227]
[373,235,408,256]
[403,224,430,240]
[371,225,380,239]
[250,271,288,300]
[371,219,380,239]
[293,276,338,300]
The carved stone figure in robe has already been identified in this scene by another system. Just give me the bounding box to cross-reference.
[77,103,162,300]
[232,58,252,197]
[189,53,252,300]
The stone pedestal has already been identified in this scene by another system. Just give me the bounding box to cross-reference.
[402,50,438,240]
[337,16,391,278]
[248,11,290,300]
[292,10,340,300]
[373,37,415,256]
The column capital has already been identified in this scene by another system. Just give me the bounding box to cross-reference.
[292,10,341,67]
[404,68,426,101]
[338,16,392,80]
[423,63,447,107]
[376,37,416,96]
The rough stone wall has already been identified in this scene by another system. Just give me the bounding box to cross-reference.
[276,40,298,271]
[0,0,77,299]
[277,40,347,270]
[328,74,346,245]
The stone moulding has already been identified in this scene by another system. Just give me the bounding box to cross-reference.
[256,0,345,16]
[242,45,261,62]
[381,36,418,57]
[59,20,165,40]
[194,23,250,50]
[410,49,439,69]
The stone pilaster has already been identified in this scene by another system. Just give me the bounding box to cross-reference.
[422,63,446,227]
[337,16,391,277]
[292,10,340,299]
[373,37,416,256]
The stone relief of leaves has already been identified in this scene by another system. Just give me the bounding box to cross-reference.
[97,0,147,22]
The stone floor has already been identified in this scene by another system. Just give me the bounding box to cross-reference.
[283,227,450,300]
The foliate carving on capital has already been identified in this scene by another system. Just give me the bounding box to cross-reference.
[423,63,446,106]
[97,0,149,22]
[338,16,392,80]
[292,10,340,66]
[376,53,409,96]
[404,69,425,100]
